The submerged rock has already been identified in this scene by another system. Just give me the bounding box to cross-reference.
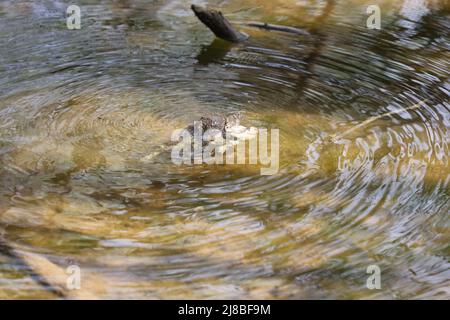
[142,113,258,164]
[185,113,242,138]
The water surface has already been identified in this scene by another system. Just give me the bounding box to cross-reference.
[0,0,449,299]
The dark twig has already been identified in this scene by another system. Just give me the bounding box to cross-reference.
[191,5,249,43]
[242,22,310,36]
[191,5,311,42]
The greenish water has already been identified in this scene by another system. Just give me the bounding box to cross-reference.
[0,0,448,299]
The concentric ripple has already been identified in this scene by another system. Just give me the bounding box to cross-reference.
[0,0,448,299]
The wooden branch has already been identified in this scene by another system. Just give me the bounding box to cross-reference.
[243,22,310,36]
[191,5,249,43]
[0,233,100,299]
[191,5,310,43]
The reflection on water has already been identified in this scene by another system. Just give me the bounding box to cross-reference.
[0,0,449,299]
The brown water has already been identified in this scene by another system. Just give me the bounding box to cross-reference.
[0,0,449,299]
